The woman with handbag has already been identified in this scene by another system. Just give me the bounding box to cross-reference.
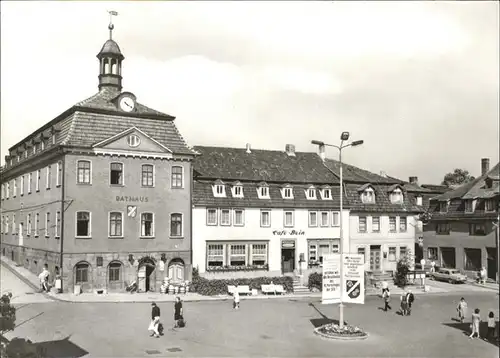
[174,297,184,328]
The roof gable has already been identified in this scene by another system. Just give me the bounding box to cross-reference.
[357,183,374,192]
[92,126,172,153]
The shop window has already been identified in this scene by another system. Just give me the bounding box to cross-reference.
[171,166,183,188]
[141,165,154,187]
[372,217,380,232]
[251,244,267,265]
[229,244,246,266]
[464,248,482,271]
[358,217,367,232]
[207,244,224,268]
[75,262,89,283]
[389,217,397,232]
[110,163,123,185]
[108,262,121,282]
[388,247,396,261]
[206,208,217,226]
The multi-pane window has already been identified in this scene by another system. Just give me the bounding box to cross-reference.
[372,216,380,232]
[469,223,486,236]
[399,217,407,232]
[389,217,397,232]
[206,208,217,225]
[27,214,32,236]
[5,182,9,199]
[332,212,340,226]
[75,263,89,283]
[20,176,24,196]
[283,187,293,199]
[309,211,318,227]
[234,209,244,226]
[109,262,121,282]
[220,209,231,226]
[35,213,39,236]
[76,211,91,237]
[439,201,448,213]
[400,246,407,258]
[5,216,9,233]
[322,189,331,199]
[170,213,182,237]
[307,188,316,199]
[46,166,51,189]
[465,200,473,213]
[233,186,243,198]
[284,211,294,227]
[28,173,32,193]
[110,163,123,185]
[214,184,225,197]
[320,212,329,227]
[55,211,60,238]
[436,223,450,234]
[45,213,50,237]
[260,210,271,227]
[229,244,246,266]
[77,161,91,184]
[361,189,375,203]
[358,216,367,232]
[13,179,17,197]
[56,161,62,186]
[141,165,154,187]
[485,199,496,212]
[207,244,224,268]
[390,189,403,204]
[251,244,267,265]
[207,208,217,225]
[388,247,397,261]
[259,186,269,198]
[309,244,317,262]
[357,247,366,262]
[171,166,183,188]
[141,213,154,237]
[109,212,123,237]
[36,170,40,191]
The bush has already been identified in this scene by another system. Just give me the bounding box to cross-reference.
[308,272,322,291]
[191,276,294,296]
[0,293,15,334]
[394,250,414,287]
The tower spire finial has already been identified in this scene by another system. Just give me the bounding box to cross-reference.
[107,10,118,39]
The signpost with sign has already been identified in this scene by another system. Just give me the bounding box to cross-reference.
[341,254,365,304]
[321,254,341,304]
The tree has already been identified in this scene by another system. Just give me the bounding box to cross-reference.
[394,250,415,288]
[441,168,475,187]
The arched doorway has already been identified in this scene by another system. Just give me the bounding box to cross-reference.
[168,258,185,284]
[138,257,156,292]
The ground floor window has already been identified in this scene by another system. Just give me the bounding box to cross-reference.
[308,239,340,267]
[108,262,122,282]
[206,242,269,271]
[428,247,438,261]
[388,247,397,261]
[75,262,90,283]
[399,246,407,258]
[464,248,482,271]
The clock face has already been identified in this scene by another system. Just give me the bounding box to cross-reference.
[119,96,135,112]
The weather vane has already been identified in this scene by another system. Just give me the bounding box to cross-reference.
[108,10,118,39]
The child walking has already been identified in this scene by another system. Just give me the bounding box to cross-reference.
[469,308,481,339]
[457,297,468,323]
[382,288,391,312]
[486,311,496,341]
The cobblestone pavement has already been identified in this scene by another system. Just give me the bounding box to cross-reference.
[1,266,53,304]
[3,292,499,357]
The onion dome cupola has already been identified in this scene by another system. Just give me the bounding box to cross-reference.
[97,13,124,92]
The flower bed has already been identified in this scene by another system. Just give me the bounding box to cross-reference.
[315,323,368,340]
[206,264,269,272]
[191,275,293,296]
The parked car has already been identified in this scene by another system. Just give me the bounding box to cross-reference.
[430,268,467,284]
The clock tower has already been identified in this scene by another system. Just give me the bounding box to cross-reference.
[96,18,124,92]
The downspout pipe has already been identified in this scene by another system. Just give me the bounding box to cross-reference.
[59,152,66,292]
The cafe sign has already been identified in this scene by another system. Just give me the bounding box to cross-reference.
[273,230,305,236]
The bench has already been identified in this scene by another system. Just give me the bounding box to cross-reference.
[261,284,286,295]
[227,285,252,295]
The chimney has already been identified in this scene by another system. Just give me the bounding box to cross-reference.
[481,158,490,176]
[409,176,418,185]
[246,143,251,154]
[380,171,387,178]
[285,144,296,157]
[319,144,326,161]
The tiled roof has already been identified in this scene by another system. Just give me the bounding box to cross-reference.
[323,159,402,184]
[420,184,451,193]
[427,198,498,220]
[193,146,340,184]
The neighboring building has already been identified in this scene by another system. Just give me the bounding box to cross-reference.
[423,158,499,282]
[0,23,196,293]
[192,144,423,279]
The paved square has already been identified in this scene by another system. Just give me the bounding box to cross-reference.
[4,292,499,357]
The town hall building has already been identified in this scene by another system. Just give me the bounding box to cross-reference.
[0,21,197,293]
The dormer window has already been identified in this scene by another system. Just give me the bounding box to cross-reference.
[212,180,226,198]
[320,186,332,200]
[464,199,474,213]
[416,196,423,206]
[361,188,375,204]
[305,187,316,200]
[485,199,496,212]
[257,183,270,199]
[232,183,244,198]
[439,201,448,213]
[390,188,404,204]
[281,185,294,199]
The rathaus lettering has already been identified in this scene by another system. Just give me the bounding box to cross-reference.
[116,196,149,203]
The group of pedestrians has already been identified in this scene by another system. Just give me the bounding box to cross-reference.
[456,297,498,341]
[381,285,414,316]
[148,297,184,338]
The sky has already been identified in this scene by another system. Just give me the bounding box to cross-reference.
[1,1,498,184]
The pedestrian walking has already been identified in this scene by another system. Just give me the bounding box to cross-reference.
[38,265,50,292]
[400,291,409,316]
[430,260,436,274]
[381,281,388,296]
[469,308,481,339]
[406,290,415,315]
[382,288,391,312]
[233,285,240,310]
[486,311,496,341]
[148,302,161,338]
[456,297,468,323]
[173,297,184,328]
[480,267,487,285]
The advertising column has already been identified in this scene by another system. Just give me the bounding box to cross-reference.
[321,254,341,304]
[341,254,365,304]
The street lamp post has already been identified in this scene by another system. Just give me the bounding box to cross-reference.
[312,133,364,329]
